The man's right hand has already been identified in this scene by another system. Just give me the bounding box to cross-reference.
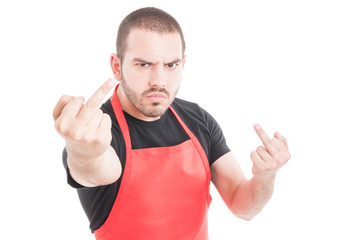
[53,79,121,186]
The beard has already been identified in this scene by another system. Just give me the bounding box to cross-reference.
[121,74,179,118]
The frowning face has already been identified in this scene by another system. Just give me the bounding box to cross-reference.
[114,29,185,121]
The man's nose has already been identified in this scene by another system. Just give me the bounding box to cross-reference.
[149,64,167,87]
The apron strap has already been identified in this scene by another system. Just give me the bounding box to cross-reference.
[169,106,212,200]
[111,84,132,152]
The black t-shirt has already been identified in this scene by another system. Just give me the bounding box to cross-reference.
[62,97,230,232]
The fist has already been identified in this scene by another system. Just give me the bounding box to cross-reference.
[53,79,116,159]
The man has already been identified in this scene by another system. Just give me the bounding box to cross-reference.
[53,7,290,240]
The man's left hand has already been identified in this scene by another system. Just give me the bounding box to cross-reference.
[250,124,291,181]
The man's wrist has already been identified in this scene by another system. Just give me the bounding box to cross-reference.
[253,174,277,185]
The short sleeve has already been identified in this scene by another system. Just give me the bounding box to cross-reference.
[200,108,231,165]
[62,148,86,188]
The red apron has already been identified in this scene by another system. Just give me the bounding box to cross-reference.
[94,85,212,240]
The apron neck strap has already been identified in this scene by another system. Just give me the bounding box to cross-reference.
[111,84,132,151]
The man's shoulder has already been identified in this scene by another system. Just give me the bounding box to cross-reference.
[171,98,210,125]
[172,98,203,117]
[100,98,113,114]
[172,97,200,110]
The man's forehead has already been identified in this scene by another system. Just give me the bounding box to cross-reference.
[127,28,182,45]
[125,29,183,61]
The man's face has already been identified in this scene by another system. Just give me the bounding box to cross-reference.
[119,29,185,119]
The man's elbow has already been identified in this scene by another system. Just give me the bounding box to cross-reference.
[231,207,261,221]
[241,215,254,221]
[234,212,255,221]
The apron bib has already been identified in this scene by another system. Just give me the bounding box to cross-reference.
[95,85,212,239]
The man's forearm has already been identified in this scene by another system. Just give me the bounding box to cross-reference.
[228,124,290,220]
[230,176,276,220]
[67,146,121,187]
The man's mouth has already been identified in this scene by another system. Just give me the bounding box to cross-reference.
[144,88,169,103]
[147,93,166,102]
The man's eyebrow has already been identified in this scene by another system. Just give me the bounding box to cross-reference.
[132,58,153,64]
[132,58,182,64]
[166,58,182,64]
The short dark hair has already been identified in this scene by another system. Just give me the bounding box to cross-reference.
[116,7,186,63]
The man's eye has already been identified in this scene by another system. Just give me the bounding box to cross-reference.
[166,63,177,69]
[139,63,150,68]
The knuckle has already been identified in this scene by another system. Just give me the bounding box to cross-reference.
[266,161,277,170]
[256,146,264,153]
[268,138,278,148]
[250,151,259,161]
[95,110,108,126]
[102,112,110,120]
[98,114,111,130]
[91,109,103,120]
[266,137,273,144]
[55,119,68,135]
[54,119,63,132]
[68,130,81,141]
[280,151,291,162]
[270,163,278,170]
[95,108,104,116]
[67,126,84,141]
[102,114,112,126]
[250,151,257,158]
[72,97,84,104]
[100,131,112,145]
[85,98,98,109]
[274,154,285,165]
[60,95,71,103]
[276,158,284,166]
[69,97,85,108]
[99,84,107,94]
[82,133,96,144]
[272,138,281,146]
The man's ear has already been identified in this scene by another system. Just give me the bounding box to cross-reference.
[110,53,122,81]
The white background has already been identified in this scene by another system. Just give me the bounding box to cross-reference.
[1,0,360,239]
